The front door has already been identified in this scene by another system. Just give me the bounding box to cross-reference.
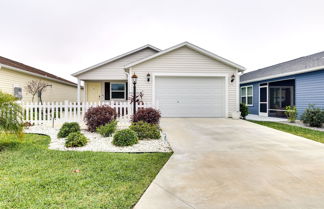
[259,85,268,116]
[87,82,101,102]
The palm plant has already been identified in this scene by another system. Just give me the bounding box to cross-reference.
[0,91,23,136]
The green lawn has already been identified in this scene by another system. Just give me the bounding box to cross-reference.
[249,120,324,143]
[0,134,171,209]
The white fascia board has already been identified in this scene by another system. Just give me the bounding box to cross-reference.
[125,42,246,72]
[72,44,161,77]
[0,64,78,87]
[240,65,324,84]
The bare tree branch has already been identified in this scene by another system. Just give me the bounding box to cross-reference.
[24,80,52,104]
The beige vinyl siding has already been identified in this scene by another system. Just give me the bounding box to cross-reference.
[77,48,157,80]
[131,46,239,116]
[0,67,81,102]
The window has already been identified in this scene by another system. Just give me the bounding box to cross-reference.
[241,86,253,106]
[111,83,126,99]
[14,87,22,100]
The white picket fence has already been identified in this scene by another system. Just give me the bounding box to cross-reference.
[21,101,152,126]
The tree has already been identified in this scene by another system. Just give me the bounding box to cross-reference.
[25,80,52,104]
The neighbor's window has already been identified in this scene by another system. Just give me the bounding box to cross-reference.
[241,86,253,106]
[111,83,126,99]
[14,87,23,100]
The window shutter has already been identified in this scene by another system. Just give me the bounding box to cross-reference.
[126,82,128,100]
[105,82,110,100]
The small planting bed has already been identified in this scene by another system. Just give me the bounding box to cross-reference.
[25,125,172,152]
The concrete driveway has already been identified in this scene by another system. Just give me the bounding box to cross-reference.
[135,118,324,209]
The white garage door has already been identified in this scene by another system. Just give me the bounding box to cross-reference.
[155,76,226,117]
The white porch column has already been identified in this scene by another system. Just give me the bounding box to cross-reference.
[77,78,81,103]
[236,70,240,111]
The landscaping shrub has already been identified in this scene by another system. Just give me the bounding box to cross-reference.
[301,104,324,127]
[112,129,138,146]
[57,122,80,138]
[65,132,88,147]
[240,103,249,119]
[84,105,117,132]
[96,120,118,137]
[132,108,161,124]
[285,106,297,123]
[130,121,161,140]
[0,91,23,135]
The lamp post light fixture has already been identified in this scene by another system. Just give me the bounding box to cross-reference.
[146,73,151,82]
[132,73,138,115]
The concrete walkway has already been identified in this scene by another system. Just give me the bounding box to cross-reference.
[135,118,324,209]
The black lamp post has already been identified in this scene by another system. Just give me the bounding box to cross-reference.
[132,73,138,115]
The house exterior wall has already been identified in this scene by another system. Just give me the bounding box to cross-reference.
[130,46,239,117]
[77,48,157,80]
[0,66,81,102]
[240,69,324,117]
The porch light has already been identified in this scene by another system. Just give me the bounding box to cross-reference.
[132,73,138,84]
[231,74,235,83]
[147,73,151,82]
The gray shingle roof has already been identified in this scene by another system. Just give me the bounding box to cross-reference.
[240,51,324,83]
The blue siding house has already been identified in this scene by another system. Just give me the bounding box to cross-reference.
[240,51,324,118]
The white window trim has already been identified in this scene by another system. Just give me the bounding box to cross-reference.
[241,85,253,106]
[110,82,126,100]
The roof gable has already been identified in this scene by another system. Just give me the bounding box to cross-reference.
[72,45,160,76]
[125,42,246,71]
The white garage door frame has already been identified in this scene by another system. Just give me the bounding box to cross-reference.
[152,73,229,118]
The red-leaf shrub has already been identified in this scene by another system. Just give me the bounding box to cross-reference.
[84,105,117,132]
[132,108,161,124]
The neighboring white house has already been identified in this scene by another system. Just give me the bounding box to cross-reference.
[72,42,245,117]
[0,56,83,102]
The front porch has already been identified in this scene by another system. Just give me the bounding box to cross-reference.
[77,80,130,103]
[259,79,295,118]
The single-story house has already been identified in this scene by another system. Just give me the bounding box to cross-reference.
[0,56,82,102]
[240,51,324,118]
[72,42,246,117]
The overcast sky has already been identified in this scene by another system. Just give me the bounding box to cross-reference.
[1,0,324,83]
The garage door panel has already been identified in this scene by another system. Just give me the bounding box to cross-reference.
[155,76,225,117]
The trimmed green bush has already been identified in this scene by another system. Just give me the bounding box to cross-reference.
[285,106,297,123]
[301,104,324,127]
[65,132,88,147]
[240,103,249,119]
[96,120,117,137]
[112,129,138,147]
[57,122,80,138]
[129,121,161,140]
